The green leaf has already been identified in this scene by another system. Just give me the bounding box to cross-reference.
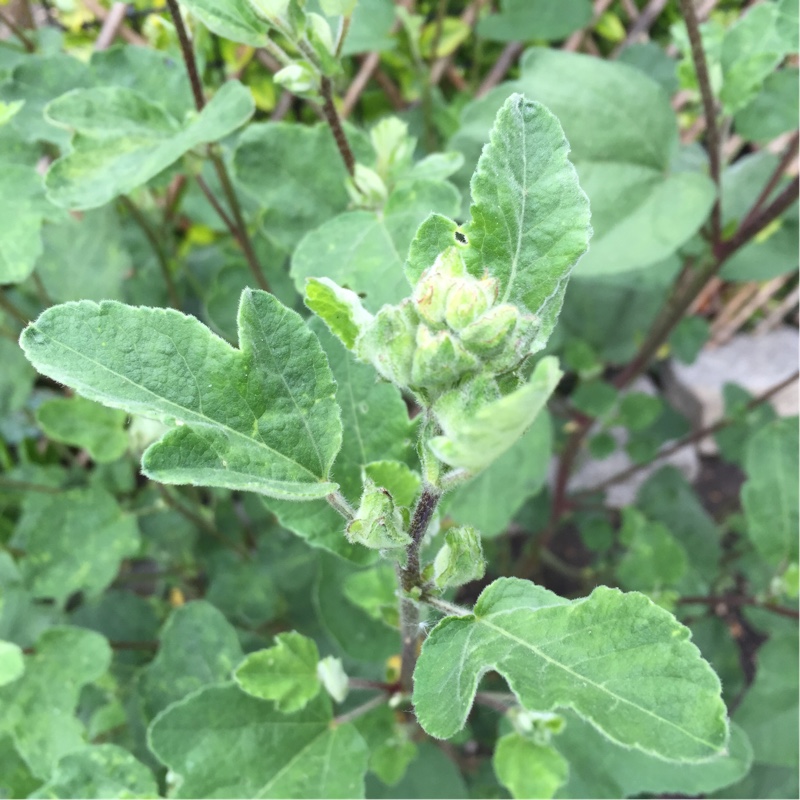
[445,412,551,537]
[460,93,590,352]
[571,380,618,418]
[0,164,50,285]
[0,338,35,417]
[353,705,417,787]
[266,324,413,560]
[29,745,159,799]
[138,601,244,720]
[616,392,663,431]
[235,631,321,712]
[233,122,368,251]
[304,278,373,350]
[341,0,396,55]
[477,0,591,43]
[0,627,111,779]
[733,628,798,769]
[617,41,679,94]
[148,685,369,798]
[363,461,421,508]
[0,641,23,687]
[742,417,799,566]
[36,396,129,463]
[616,508,688,592]
[557,712,753,798]
[720,3,792,114]
[493,733,568,799]
[451,51,715,277]
[176,0,268,46]
[365,741,468,798]
[413,578,728,761]
[735,69,799,143]
[669,315,711,365]
[20,290,343,501]
[45,81,255,209]
[36,206,132,302]
[429,357,562,472]
[10,486,139,606]
[342,563,399,628]
[294,181,461,313]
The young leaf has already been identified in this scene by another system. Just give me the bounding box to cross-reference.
[45,81,255,209]
[460,94,590,353]
[429,356,562,472]
[28,745,159,800]
[235,631,321,713]
[0,642,23,688]
[493,733,568,799]
[304,277,373,351]
[138,601,244,720]
[36,396,129,464]
[0,627,111,779]
[413,578,728,762]
[10,486,139,607]
[176,0,269,46]
[20,290,343,501]
[742,417,799,566]
[148,685,369,798]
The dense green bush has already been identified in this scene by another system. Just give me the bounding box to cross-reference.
[0,0,797,797]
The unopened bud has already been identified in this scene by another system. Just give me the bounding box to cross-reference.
[356,301,417,387]
[346,164,388,209]
[413,247,466,327]
[459,304,518,355]
[410,325,479,390]
[433,526,485,588]
[274,62,318,96]
[444,276,497,331]
[483,312,540,373]
[346,479,411,549]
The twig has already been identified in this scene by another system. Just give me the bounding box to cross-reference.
[342,52,382,118]
[348,677,394,691]
[320,76,356,178]
[331,693,389,726]
[475,41,525,98]
[711,275,792,345]
[429,0,487,86]
[196,175,236,231]
[0,6,35,51]
[0,289,30,325]
[165,0,205,111]
[679,0,722,247]
[612,0,669,56]
[576,370,799,496]
[753,285,800,334]
[119,196,180,309]
[82,0,147,45]
[678,594,799,620]
[563,0,615,52]
[94,2,128,50]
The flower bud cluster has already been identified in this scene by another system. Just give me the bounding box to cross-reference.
[356,247,538,397]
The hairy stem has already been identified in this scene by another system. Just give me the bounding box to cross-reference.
[120,196,180,309]
[320,76,356,178]
[332,693,389,726]
[679,0,721,246]
[327,490,356,521]
[164,0,205,111]
[422,595,471,618]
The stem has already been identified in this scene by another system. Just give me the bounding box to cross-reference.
[421,595,471,617]
[331,693,388,726]
[398,589,419,694]
[208,148,271,292]
[0,7,35,52]
[474,691,516,713]
[577,370,799,497]
[327,490,356,521]
[679,0,721,246]
[320,76,356,178]
[32,273,53,308]
[164,0,205,112]
[0,288,30,325]
[196,174,236,231]
[156,484,251,560]
[119,196,180,309]
[334,14,351,59]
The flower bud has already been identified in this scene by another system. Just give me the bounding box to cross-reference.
[346,164,388,209]
[412,247,466,327]
[274,62,319,96]
[356,301,417,387]
[346,479,411,550]
[410,325,479,390]
[483,312,540,373]
[433,526,485,588]
[443,276,497,331]
[459,303,518,355]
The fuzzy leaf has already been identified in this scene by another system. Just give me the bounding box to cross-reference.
[413,578,728,761]
[36,396,129,464]
[10,487,139,606]
[148,685,369,798]
[460,94,590,352]
[177,0,268,46]
[235,631,321,712]
[477,0,591,43]
[138,602,244,720]
[29,745,158,799]
[493,734,568,799]
[742,418,799,566]
[20,290,342,500]
[304,278,373,350]
[45,81,254,209]
[429,356,561,472]
[0,627,111,779]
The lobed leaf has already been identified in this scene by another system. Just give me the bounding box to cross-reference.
[413,577,728,762]
[493,733,568,799]
[20,290,342,500]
